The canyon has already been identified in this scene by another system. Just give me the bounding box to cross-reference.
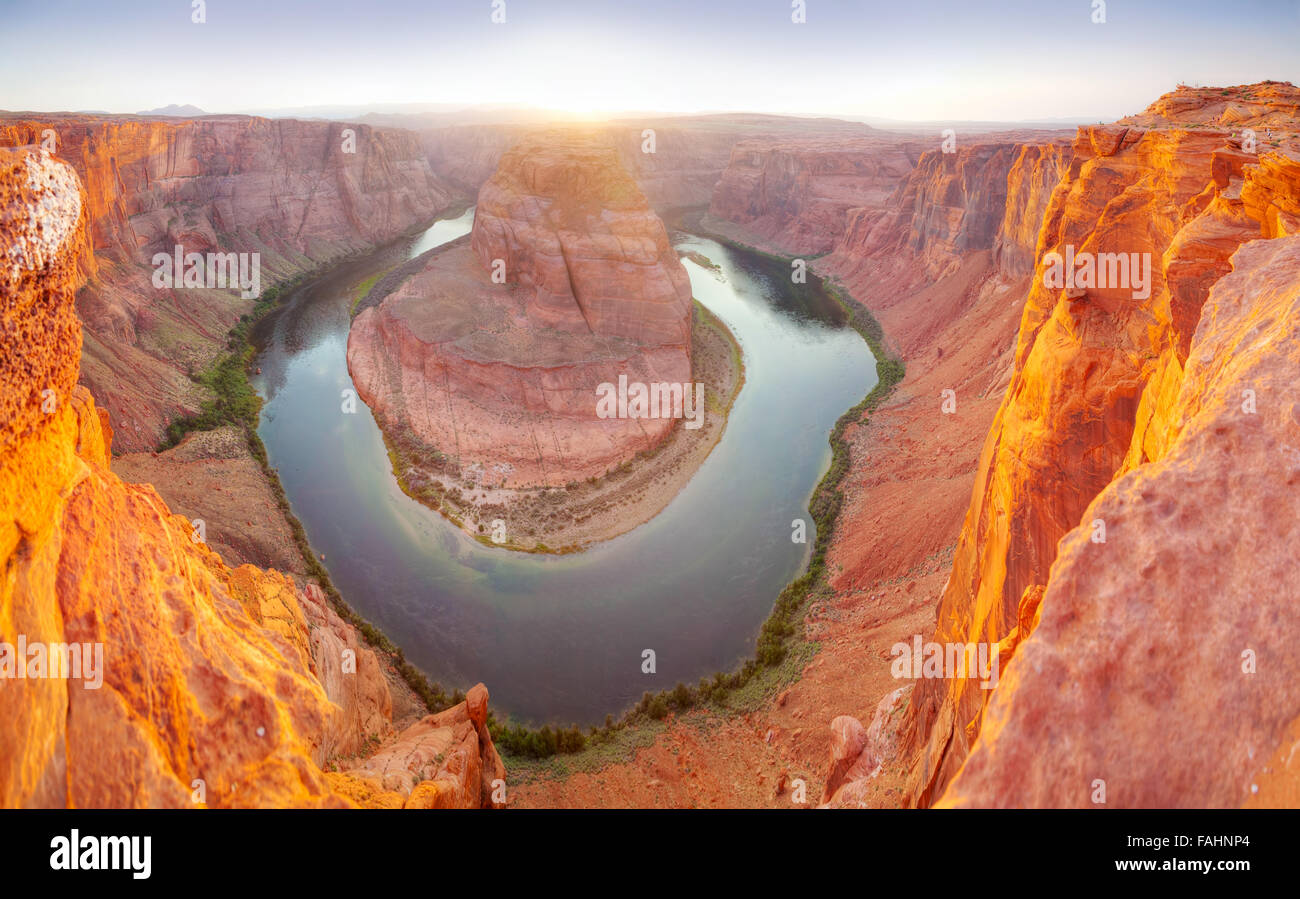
[0,114,458,452]
[515,82,1300,809]
[346,133,754,548]
[4,81,1299,809]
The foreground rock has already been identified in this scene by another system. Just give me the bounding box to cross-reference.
[941,235,1300,807]
[332,683,507,809]
[348,134,695,490]
[0,146,501,808]
[817,81,1300,808]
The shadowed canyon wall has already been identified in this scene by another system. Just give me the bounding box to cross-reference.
[0,115,458,451]
[707,134,926,254]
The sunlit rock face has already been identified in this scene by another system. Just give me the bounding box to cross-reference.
[810,82,1300,809]
[940,234,1300,808]
[894,82,1300,807]
[348,134,695,488]
[0,147,502,808]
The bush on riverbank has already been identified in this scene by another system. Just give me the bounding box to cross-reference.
[159,286,285,449]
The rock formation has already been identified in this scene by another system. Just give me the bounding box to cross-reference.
[0,145,502,808]
[707,134,923,255]
[814,81,1300,809]
[939,235,1300,807]
[418,115,874,215]
[348,134,695,488]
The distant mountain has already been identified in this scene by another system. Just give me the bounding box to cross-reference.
[136,104,206,117]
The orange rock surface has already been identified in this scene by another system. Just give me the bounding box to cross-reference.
[348,134,695,487]
[847,82,1300,808]
[940,235,1300,807]
[0,146,502,808]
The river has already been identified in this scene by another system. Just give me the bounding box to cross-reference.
[250,208,876,726]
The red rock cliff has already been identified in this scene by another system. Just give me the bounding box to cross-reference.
[0,115,457,451]
[886,82,1300,807]
[707,135,922,255]
[939,235,1300,807]
[419,115,875,216]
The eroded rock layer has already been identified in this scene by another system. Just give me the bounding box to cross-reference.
[940,235,1300,807]
[815,81,1300,809]
[707,135,923,255]
[348,134,694,488]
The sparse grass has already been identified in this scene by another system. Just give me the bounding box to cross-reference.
[158,285,290,450]
[349,270,387,315]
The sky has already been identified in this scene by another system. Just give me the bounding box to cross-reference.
[1,0,1297,122]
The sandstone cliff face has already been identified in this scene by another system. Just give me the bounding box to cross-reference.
[0,115,457,451]
[825,139,1069,291]
[940,235,1300,807]
[992,143,1072,278]
[348,134,695,488]
[611,121,763,211]
[419,115,874,217]
[863,83,1300,807]
[0,147,502,808]
[706,136,922,254]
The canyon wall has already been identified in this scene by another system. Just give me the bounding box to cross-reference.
[810,82,1300,808]
[707,135,923,255]
[708,135,925,255]
[940,234,1300,807]
[823,136,1071,295]
[0,111,876,454]
[419,115,875,217]
[348,134,695,488]
[0,115,458,451]
[0,146,503,808]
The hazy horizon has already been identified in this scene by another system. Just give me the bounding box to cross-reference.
[2,0,1298,122]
